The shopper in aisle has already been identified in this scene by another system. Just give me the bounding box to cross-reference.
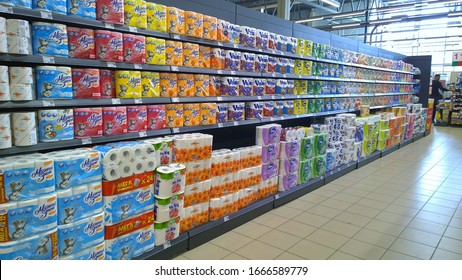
[430,74,449,122]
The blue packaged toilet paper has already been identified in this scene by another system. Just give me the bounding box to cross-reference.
[32,22,69,57]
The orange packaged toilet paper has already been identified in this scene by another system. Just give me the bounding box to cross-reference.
[160,73,178,97]
[199,46,211,69]
[166,104,184,128]
[183,43,199,68]
[167,7,185,34]
[203,15,217,40]
[183,103,201,127]
[165,40,183,66]
[185,11,203,38]
[177,74,195,97]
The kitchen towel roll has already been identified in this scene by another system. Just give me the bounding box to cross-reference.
[12,112,37,146]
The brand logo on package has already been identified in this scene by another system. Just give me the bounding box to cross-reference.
[34,202,56,220]
[108,38,122,51]
[49,30,67,45]
[84,219,103,236]
[80,74,99,88]
[54,73,72,88]
[77,35,94,50]
[84,190,101,206]
[87,113,102,127]
[114,112,127,126]
[30,165,54,183]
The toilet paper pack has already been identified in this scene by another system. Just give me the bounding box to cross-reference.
[221,77,239,97]
[103,172,155,224]
[102,106,127,136]
[147,105,166,130]
[313,155,326,178]
[279,157,299,176]
[0,229,58,260]
[155,166,185,198]
[280,141,300,159]
[105,212,155,259]
[261,161,279,181]
[180,202,209,233]
[228,102,245,121]
[38,109,74,142]
[278,173,298,192]
[154,216,179,246]
[96,0,124,24]
[144,138,172,166]
[0,157,55,202]
[67,0,96,19]
[67,27,95,59]
[300,136,314,160]
[0,193,57,242]
[140,71,159,97]
[95,30,123,62]
[256,124,282,146]
[57,182,102,225]
[72,68,101,99]
[57,212,104,257]
[36,66,72,99]
[261,143,280,163]
[184,180,211,207]
[202,15,217,40]
[32,22,68,57]
[51,150,102,190]
[127,106,147,133]
[73,107,103,138]
[298,159,313,184]
[154,194,183,224]
[259,177,278,198]
[59,242,105,260]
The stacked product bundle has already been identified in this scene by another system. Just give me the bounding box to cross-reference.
[310,125,328,178]
[324,113,358,170]
[93,142,156,260]
[355,115,381,157]
[256,124,282,194]
[161,134,210,238]
[0,154,58,260]
[298,127,315,185]
[52,148,105,260]
[278,127,303,191]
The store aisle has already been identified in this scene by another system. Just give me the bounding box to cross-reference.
[173,127,462,260]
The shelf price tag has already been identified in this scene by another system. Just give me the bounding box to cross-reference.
[172,128,180,133]
[171,66,179,72]
[223,216,230,222]
[217,42,223,46]
[271,95,275,100]
[271,49,276,54]
[128,26,138,32]
[257,96,262,100]
[40,11,53,19]
[233,121,239,126]
[271,73,276,77]
[171,97,180,103]
[134,98,143,104]
[82,138,92,145]
[0,6,13,13]
[258,48,263,52]
[218,123,224,128]
[42,56,55,64]
[270,117,276,122]
[104,23,115,29]
[275,194,280,199]
[107,62,117,68]
[42,100,55,107]
[230,71,236,75]
[163,241,171,249]
[134,64,142,69]
[280,116,285,120]
[172,34,180,40]
[217,70,223,74]
[216,96,223,101]
[139,131,147,137]
[233,44,238,48]
[111,98,121,105]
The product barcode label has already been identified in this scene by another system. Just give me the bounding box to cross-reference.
[271,50,276,54]
[171,97,180,103]
[171,66,179,71]
[128,26,137,32]
[42,100,55,107]
[0,6,13,13]
[224,216,229,222]
[282,74,287,78]
[271,96,275,99]
[280,116,285,120]
[139,131,147,137]
[40,11,53,19]
[111,98,121,105]
[163,241,171,249]
[258,49,263,52]
[107,62,116,68]
[172,128,180,133]
[104,23,115,29]
[134,98,142,104]
[257,96,262,100]
[271,73,276,77]
[134,64,142,69]
[172,34,180,40]
[82,138,92,145]
[42,56,55,64]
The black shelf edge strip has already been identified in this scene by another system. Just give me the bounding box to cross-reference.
[381,145,400,157]
[273,177,324,208]
[188,196,274,249]
[132,233,189,260]
[413,132,425,142]
[399,138,413,149]
[358,150,382,168]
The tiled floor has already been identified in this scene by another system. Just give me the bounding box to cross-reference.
[175,126,462,260]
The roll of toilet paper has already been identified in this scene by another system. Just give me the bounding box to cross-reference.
[6,19,30,37]
[7,34,30,55]
[133,159,147,175]
[12,112,37,146]
[9,67,33,84]
[9,84,34,101]
[155,166,176,198]
[119,161,134,178]
[0,113,12,149]
[0,83,10,101]
[0,33,6,53]
[103,165,120,181]
[0,65,8,83]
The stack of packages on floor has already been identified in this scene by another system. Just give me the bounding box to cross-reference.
[298,125,327,185]
[156,134,210,235]
[405,104,427,135]
[0,148,105,260]
[256,124,283,193]
[354,115,380,157]
[94,141,157,260]
[278,126,304,191]
[324,114,360,171]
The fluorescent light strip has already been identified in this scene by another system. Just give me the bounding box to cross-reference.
[332,23,360,29]
[449,12,462,16]
[332,11,365,19]
[320,0,340,8]
[295,16,324,23]
[370,18,402,24]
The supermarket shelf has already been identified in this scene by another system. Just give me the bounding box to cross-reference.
[0,6,169,39]
[381,145,399,157]
[132,233,189,260]
[273,177,324,207]
[170,119,261,134]
[188,196,274,249]
[399,137,413,149]
[357,150,382,168]
[324,161,358,184]
[0,98,171,109]
[0,128,171,156]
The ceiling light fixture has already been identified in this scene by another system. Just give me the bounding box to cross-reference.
[295,16,325,23]
[370,18,402,25]
[319,0,341,8]
[332,23,361,29]
[332,11,366,19]
[449,12,462,17]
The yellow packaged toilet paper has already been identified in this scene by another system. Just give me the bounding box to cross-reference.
[115,70,142,98]
[147,3,167,32]
[141,71,160,98]
[124,0,147,29]
[146,37,166,65]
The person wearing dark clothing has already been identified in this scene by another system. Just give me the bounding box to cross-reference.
[430,74,449,122]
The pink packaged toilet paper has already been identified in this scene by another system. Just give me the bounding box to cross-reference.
[95,30,123,62]
[102,106,127,135]
[72,68,101,99]
[280,141,300,159]
[256,124,282,146]
[261,143,280,163]
[97,0,124,24]
[74,107,103,138]
[67,27,95,59]
[127,105,147,132]
[261,161,279,181]
[279,157,299,175]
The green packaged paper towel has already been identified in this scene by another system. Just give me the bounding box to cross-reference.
[378,129,390,141]
[379,120,389,130]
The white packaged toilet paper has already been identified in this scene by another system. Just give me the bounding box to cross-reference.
[0,65,8,83]
[9,66,33,84]
[12,112,37,146]
[0,113,12,149]
[7,34,30,55]
[9,84,34,100]
[0,83,10,101]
